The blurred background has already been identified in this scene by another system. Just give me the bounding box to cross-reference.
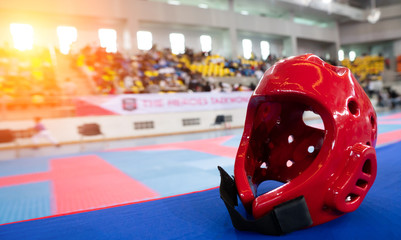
[1,0,401,226]
[0,0,400,123]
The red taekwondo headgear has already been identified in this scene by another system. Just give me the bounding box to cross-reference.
[218,54,377,235]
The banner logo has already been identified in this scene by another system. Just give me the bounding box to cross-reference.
[122,98,137,111]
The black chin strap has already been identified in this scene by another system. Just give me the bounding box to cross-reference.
[217,166,313,235]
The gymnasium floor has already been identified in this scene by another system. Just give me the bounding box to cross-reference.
[1,111,401,225]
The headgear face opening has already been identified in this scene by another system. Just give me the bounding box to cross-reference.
[218,54,377,235]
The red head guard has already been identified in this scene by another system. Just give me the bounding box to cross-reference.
[218,54,377,235]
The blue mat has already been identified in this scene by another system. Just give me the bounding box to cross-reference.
[1,141,401,239]
[0,182,51,224]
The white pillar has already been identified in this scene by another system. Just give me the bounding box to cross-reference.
[228,0,238,59]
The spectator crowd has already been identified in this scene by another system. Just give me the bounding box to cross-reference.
[74,45,277,95]
[2,41,400,113]
[0,44,60,109]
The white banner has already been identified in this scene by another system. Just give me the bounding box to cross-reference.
[78,92,253,115]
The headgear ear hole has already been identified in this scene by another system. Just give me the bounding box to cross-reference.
[260,162,268,169]
[348,100,359,115]
[362,159,372,174]
[356,179,368,189]
[286,160,294,167]
[345,193,360,203]
[370,115,375,126]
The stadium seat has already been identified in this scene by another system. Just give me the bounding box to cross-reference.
[77,123,107,150]
[0,129,19,157]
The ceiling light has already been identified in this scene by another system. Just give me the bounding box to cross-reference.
[240,10,249,15]
[367,0,380,24]
[367,8,381,23]
[322,0,332,3]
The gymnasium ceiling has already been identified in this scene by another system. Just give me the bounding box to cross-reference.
[148,0,400,26]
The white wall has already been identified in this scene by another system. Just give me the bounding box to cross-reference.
[236,32,285,59]
[339,4,401,46]
[0,108,248,147]
[297,38,337,60]
[138,22,230,57]
[340,18,401,45]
